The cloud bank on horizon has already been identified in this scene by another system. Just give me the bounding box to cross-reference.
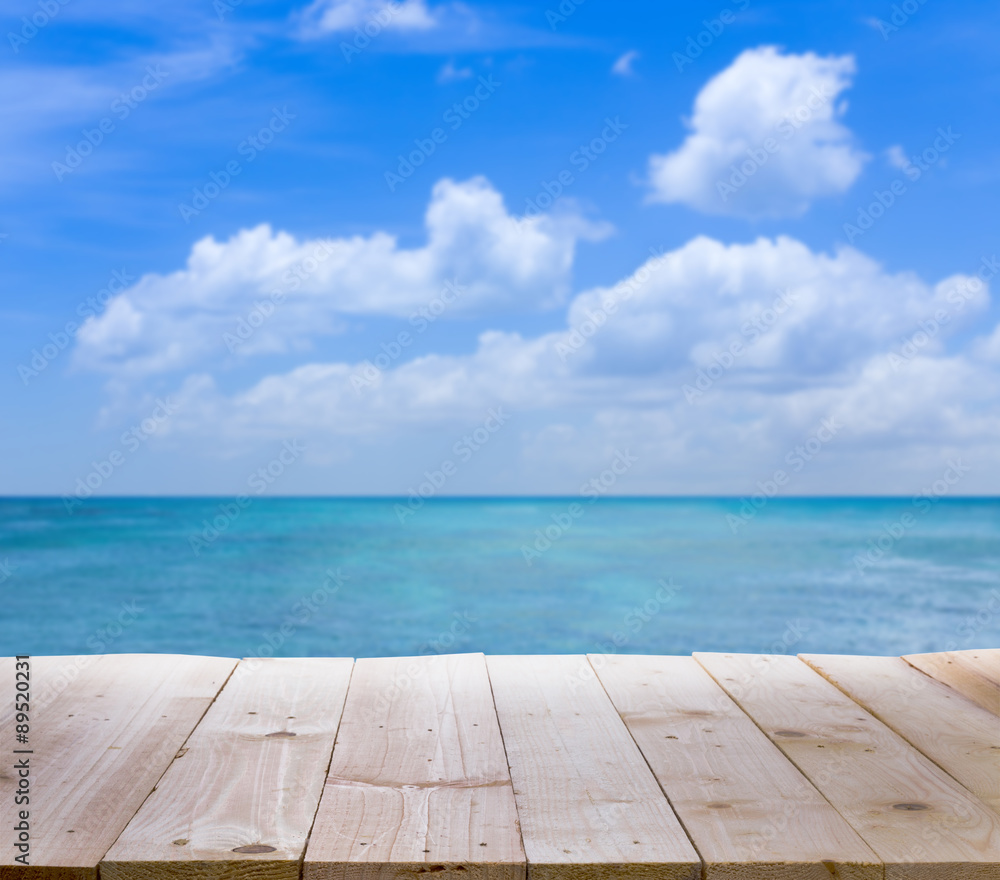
[71,57,1000,492]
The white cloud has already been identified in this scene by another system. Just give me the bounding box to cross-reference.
[647,46,868,218]
[886,144,909,170]
[296,0,436,37]
[973,323,1000,364]
[437,59,473,83]
[0,38,244,133]
[153,234,1000,492]
[0,36,247,186]
[73,176,609,377]
[611,50,639,77]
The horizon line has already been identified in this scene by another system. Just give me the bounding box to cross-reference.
[2,494,999,501]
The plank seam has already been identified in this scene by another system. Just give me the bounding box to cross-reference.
[298,657,357,876]
[586,654,707,880]
[801,654,999,815]
[692,653,889,879]
[901,654,1000,714]
[482,654,529,869]
[94,656,240,880]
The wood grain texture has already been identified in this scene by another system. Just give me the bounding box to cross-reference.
[591,654,881,880]
[696,652,1000,880]
[101,657,354,880]
[487,655,700,880]
[0,654,236,880]
[904,650,1000,717]
[303,653,524,880]
[803,654,1000,814]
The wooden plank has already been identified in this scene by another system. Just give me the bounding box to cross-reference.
[102,657,354,880]
[0,654,236,880]
[696,652,1000,880]
[304,653,524,880]
[801,654,1000,815]
[591,654,881,880]
[487,655,700,880]
[904,650,1000,717]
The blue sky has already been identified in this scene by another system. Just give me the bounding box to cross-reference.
[2,0,999,497]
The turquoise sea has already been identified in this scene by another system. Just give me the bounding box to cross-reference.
[1,498,997,658]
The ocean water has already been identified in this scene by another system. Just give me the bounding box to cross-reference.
[0,497,997,658]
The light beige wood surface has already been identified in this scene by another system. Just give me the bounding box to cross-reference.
[487,655,700,880]
[303,653,524,880]
[5,650,1000,880]
[0,654,236,880]
[696,652,1000,880]
[904,650,1000,717]
[802,653,1000,814]
[591,654,881,880]
[101,658,354,880]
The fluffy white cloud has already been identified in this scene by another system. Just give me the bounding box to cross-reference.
[648,46,868,217]
[296,0,436,37]
[74,177,607,377]
[157,234,1000,491]
[561,236,982,381]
